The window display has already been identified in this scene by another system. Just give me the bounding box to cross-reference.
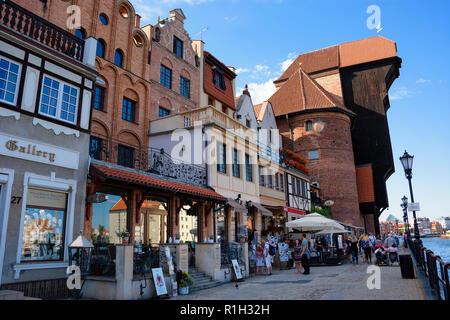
[21,188,67,262]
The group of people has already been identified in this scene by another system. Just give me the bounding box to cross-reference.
[345,232,403,264]
[250,233,311,276]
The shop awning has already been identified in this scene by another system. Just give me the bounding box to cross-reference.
[226,198,248,214]
[252,202,272,216]
[90,163,225,201]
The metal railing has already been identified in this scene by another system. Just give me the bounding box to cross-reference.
[0,0,84,62]
[90,134,207,186]
[257,141,282,164]
[408,238,450,300]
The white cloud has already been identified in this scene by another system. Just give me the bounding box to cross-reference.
[235,67,250,74]
[255,65,270,72]
[280,52,297,72]
[224,16,238,22]
[390,87,414,100]
[416,78,431,84]
[238,78,277,105]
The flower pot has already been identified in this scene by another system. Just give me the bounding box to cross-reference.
[179,286,189,295]
[122,237,129,244]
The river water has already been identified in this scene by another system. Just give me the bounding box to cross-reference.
[421,237,450,262]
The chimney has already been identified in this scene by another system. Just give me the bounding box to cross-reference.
[135,14,141,28]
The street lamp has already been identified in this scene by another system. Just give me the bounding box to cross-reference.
[401,196,410,237]
[399,150,421,245]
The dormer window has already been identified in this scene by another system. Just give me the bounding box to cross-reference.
[173,36,183,59]
[246,118,251,128]
[213,69,226,90]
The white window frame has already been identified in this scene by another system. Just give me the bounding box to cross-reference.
[13,172,77,279]
[0,169,14,286]
[0,55,22,106]
[38,74,80,125]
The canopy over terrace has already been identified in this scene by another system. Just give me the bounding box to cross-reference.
[86,161,225,243]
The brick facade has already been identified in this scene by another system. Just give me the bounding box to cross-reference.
[277,111,363,227]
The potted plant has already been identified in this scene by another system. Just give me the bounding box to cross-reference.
[208,236,214,243]
[177,271,194,295]
[174,234,180,244]
[116,230,130,244]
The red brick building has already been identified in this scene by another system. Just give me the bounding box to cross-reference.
[270,36,402,234]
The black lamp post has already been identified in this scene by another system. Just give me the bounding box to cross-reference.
[401,195,410,237]
[399,150,421,245]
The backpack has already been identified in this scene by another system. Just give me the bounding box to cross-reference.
[269,245,276,256]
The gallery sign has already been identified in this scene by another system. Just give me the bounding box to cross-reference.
[0,132,79,170]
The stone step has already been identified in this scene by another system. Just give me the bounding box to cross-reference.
[190,281,223,292]
[0,290,24,300]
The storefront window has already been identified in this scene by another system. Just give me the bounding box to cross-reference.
[92,194,126,245]
[21,188,67,262]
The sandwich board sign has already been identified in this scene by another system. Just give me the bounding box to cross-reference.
[152,268,168,296]
[231,259,243,280]
[407,203,420,212]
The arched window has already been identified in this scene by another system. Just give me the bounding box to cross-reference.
[75,28,86,40]
[306,120,313,132]
[99,13,109,25]
[114,49,124,68]
[96,39,106,58]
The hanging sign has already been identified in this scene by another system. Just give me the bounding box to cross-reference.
[407,203,420,212]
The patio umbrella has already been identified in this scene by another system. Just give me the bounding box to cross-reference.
[285,213,346,246]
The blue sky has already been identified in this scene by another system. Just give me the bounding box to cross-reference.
[130,0,450,221]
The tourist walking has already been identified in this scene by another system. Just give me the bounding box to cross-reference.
[255,245,264,275]
[345,236,353,263]
[361,234,372,264]
[300,234,310,275]
[293,239,303,274]
[351,236,359,264]
[263,240,273,276]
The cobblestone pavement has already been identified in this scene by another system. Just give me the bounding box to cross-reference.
[173,252,427,300]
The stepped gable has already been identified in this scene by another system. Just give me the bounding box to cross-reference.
[269,67,354,117]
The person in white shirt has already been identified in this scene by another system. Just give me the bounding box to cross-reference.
[262,240,272,276]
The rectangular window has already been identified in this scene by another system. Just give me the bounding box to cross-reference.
[173,36,184,59]
[118,145,135,168]
[21,188,67,262]
[160,65,172,89]
[309,150,319,160]
[89,136,103,160]
[279,173,284,191]
[217,143,227,174]
[275,173,279,190]
[259,166,265,186]
[213,70,226,90]
[245,154,252,182]
[94,86,105,111]
[122,98,136,122]
[0,56,21,105]
[232,149,240,178]
[180,76,190,99]
[158,107,170,118]
[267,174,273,189]
[39,75,79,124]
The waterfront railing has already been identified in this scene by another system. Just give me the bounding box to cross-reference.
[407,238,450,300]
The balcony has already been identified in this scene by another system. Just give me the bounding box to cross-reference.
[257,142,282,164]
[0,0,84,62]
[149,105,256,142]
[90,134,207,186]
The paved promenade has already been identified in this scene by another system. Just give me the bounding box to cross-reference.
[173,251,427,300]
